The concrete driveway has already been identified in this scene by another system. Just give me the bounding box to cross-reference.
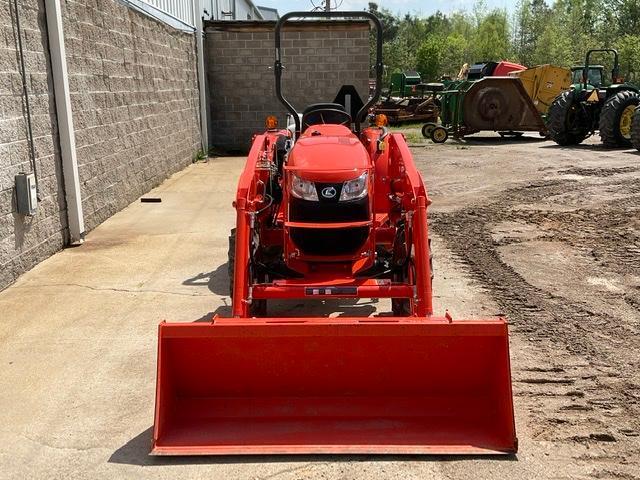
[3,146,619,479]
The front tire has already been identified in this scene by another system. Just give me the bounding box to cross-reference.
[421,122,437,138]
[599,90,640,147]
[632,107,640,151]
[391,239,434,316]
[430,126,448,143]
[228,228,236,296]
[547,90,589,146]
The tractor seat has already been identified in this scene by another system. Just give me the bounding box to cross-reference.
[301,103,352,132]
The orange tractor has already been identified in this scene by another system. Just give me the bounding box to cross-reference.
[152,12,517,456]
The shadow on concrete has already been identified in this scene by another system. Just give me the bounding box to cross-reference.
[539,142,633,152]
[183,262,229,296]
[459,134,548,146]
[183,264,386,318]
[109,427,518,466]
[266,298,379,317]
[192,299,380,319]
[192,305,233,321]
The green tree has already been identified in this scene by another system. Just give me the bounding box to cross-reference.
[615,0,640,33]
[474,10,511,61]
[615,34,640,83]
[514,0,551,65]
[416,36,443,81]
[366,0,639,86]
[368,3,399,42]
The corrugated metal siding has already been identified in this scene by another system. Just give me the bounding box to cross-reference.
[139,0,195,26]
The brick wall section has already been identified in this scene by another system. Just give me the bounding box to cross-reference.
[0,0,67,289]
[205,21,369,152]
[63,0,201,230]
[0,0,201,290]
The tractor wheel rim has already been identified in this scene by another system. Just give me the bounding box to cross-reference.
[620,105,635,139]
[434,130,446,142]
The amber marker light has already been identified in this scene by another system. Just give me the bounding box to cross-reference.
[375,114,388,127]
[265,115,278,129]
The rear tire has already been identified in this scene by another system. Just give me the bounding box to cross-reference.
[547,90,589,146]
[228,227,266,316]
[599,90,640,147]
[632,107,640,151]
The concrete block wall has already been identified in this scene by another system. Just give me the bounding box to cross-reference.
[0,0,68,289]
[0,0,201,290]
[205,21,370,152]
[63,0,201,230]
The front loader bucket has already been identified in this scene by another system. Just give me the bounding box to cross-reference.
[152,317,517,455]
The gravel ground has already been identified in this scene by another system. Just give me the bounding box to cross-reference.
[415,132,640,479]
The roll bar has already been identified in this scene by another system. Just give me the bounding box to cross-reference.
[274,11,383,135]
[583,49,619,89]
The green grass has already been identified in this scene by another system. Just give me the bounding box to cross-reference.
[388,123,428,144]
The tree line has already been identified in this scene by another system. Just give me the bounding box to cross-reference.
[368,0,640,84]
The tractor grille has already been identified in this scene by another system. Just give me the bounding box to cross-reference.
[290,198,369,222]
[289,190,369,223]
[290,226,369,256]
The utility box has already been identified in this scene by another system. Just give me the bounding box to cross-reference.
[15,173,38,216]
[388,71,422,97]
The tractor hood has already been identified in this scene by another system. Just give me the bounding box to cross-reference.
[287,126,370,182]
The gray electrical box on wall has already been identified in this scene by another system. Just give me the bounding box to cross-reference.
[15,173,38,216]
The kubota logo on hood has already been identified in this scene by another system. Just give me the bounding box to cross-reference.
[321,186,337,199]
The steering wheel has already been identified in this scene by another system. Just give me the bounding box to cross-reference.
[301,108,352,131]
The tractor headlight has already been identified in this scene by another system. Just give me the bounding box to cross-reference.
[290,173,318,201]
[339,172,368,201]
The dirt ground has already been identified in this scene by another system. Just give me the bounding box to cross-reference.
[0,133,638,479]
[416,132,640,479]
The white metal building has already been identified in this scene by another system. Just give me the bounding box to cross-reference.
[203,0,266,20]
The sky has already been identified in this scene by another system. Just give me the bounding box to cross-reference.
[255,0,518,17]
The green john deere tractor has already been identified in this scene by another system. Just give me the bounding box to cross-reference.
[547,49,639,147]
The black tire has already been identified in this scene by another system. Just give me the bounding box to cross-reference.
[228,227,266,316]
[498,131,524,138]
[430,126,448,143]
[228,228,236,296]
[599,90,640,147]
[391,240,434,317]
[421,122,437,138]
[547,90,589,146]
[632,107,640,151]
[391,259,412,316]
[391,298,411,316]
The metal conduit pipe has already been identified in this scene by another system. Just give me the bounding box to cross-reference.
[11,0,40,200]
